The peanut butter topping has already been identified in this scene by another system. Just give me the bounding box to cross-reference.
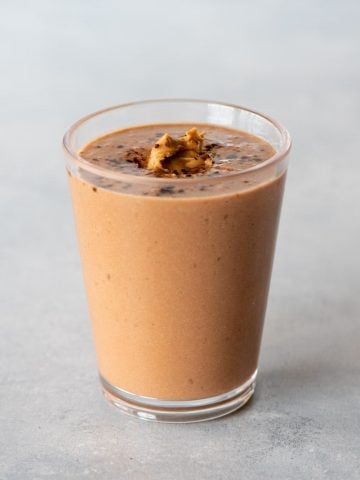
[147,128,213,175]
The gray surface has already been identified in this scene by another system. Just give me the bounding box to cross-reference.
[1,1,360,478]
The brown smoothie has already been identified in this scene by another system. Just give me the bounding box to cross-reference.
[68,124,285,400]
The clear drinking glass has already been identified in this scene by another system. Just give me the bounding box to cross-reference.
[63,99,291,423]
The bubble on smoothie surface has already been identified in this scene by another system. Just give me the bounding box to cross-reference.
[146,128,213,175]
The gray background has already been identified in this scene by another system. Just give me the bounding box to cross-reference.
[1,0,359,478]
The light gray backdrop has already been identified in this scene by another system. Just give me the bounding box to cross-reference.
[1,1,359,479]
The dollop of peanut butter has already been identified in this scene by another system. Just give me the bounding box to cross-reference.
[147,128,213,175]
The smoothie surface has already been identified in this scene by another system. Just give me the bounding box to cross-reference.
[79,123,275,179]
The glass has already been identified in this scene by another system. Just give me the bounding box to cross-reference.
[63,99,291,423]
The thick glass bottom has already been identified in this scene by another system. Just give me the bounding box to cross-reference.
[100,370,257,423]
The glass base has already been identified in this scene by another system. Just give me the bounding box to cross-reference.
[100,370,257,423]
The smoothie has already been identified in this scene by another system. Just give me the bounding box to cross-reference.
[68,123,285,401]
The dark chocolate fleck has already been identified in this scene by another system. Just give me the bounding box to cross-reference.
[204,142,220,151]
[117,145,124,148]
[92,187,97,192]
[159,186,175,195]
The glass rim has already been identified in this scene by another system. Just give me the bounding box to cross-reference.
[62,98,292,185]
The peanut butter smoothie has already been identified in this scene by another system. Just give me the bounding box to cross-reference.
[64,101,290,422]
